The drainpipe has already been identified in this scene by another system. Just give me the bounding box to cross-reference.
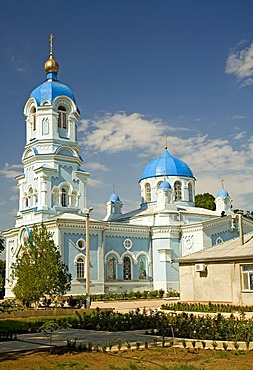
[238,214,244,246]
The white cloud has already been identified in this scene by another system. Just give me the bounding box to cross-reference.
[88,178,103,187]
[78,111,253,213]
[8,53,28,74]
[226,115,247,120]
[225,41,253,86]
[9,195,18,201]
[0,163,23,179]
[85,162,109,172]
[79,112,166,154]
[232,131,246,140]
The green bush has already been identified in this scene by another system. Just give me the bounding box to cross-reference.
[2,308,253,343]
[161,301,253,313]
[0,301,24,313]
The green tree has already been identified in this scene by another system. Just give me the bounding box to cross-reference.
[195,193,216,211]
[11,224,71,307]
[0,260,5,298]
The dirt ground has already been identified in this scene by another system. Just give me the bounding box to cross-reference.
[1,346,253,370]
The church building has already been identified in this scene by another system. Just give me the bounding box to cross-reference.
[3,39,253,298]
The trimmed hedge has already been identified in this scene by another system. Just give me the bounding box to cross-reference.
[161,301,253,313]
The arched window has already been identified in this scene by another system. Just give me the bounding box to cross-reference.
[107,256,116,280]
[123,256,131,280]
[31,107,36,131]
[58,106,67,129]
[71,190,78,207]
[76,257,85,279]
[28,187,33,207]
[61,187,69,207]
[157,181,162,191]
[24,193,28,208]
[188,183,193,202]
[145,183,151,202]
[52,188,59,207]
[34,190,38,204]
[174,181,182,201]
[138,256,147,279]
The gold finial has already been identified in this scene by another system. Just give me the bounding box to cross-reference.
[113,184,115,193]
[44,34,59,74]
[164,134,168,149]
[49,34,54,56]
[221,179,224,188]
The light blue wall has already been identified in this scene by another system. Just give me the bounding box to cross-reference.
[105,234,150,281]
[63,231,99,281]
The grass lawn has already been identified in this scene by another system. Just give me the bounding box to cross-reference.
[0,346,252,370]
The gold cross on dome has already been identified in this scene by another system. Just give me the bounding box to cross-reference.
[49,34,54,56]
[164,134,168,149]
[221,178,224,188]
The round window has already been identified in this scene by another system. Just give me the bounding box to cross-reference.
[77,239,86,250]
[123,238,133,250]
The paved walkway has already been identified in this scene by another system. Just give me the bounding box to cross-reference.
[0,329,163,354]
[90,298,166,313]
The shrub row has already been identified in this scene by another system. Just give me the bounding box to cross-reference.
[161,301,253,313]
[0,301,24,313]
[68,310,253,341]
[66,289,171,307]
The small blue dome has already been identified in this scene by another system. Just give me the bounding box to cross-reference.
[159,180,171,190]
[217,188,229,197]
[140,149,194,181]
[109,192,120,202]
[30,72,76,106]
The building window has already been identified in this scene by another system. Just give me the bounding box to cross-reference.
[123,256,131,280]
[107,256,116,280]
[31,107,36,131]
[138,256,147,279]
[174,181,182,201]
[242,265,253,291]
[52,188,59,207]
[71,190,78,207]
[58,106,67,129]
[188,183,193,202]
[24,193,28,208]
[34,190,38,204]
[61,187,69,207]
[157,181,162,191]
[76,257,85,279]
[123,238,133,250]
[28,187,33,208]
[145,183,151,202]
[216,236,223,245]
[77,239,85,250]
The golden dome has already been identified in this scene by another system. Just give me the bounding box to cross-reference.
[44,55,59,73]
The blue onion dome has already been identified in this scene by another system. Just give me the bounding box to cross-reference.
[109,192,120,202]
[140,149,194,181]
[159,180,171,190]
[30,51,76,106]
[217,188,229,197]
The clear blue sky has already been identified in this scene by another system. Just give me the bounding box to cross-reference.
[1,0,253,229]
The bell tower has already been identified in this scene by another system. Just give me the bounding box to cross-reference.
[15,35,89,227]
